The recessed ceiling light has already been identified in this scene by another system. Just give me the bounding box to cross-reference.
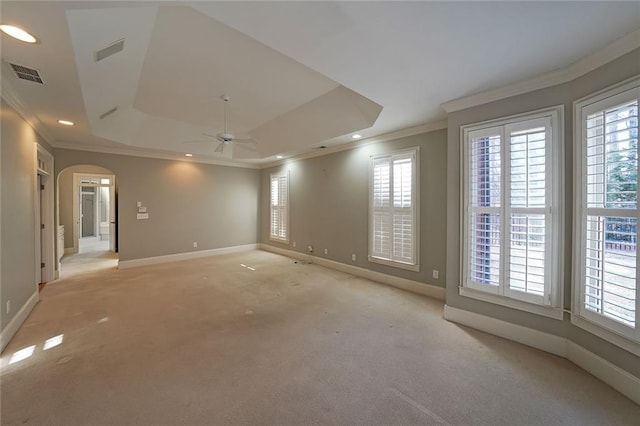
[185,153,193,157]
[57,120,74,126]
[276,155,284,159]
[352,134,362,140]
[0,25,37,43]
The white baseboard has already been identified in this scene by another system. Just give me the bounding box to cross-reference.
[443,304,567,356]
[117,244,259,269]
[566,341,640,405]
[444,304,640,405]
[64,247,75,255]
[260,244,446,300]
[1,290,39,353]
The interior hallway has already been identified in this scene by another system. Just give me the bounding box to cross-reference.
[1,250,638,425]
[58,237,117,279]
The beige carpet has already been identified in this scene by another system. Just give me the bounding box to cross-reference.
[1,250,638,425]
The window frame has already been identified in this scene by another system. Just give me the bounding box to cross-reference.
[368,147,420,271]
[270,170,290,244]
[459,106,564,319]
[572,77,640,350]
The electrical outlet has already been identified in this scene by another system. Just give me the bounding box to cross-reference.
[432,269,439,279]
[293,241,296,248]
[307,245,313,253]
[6,300,10,315]
[324,248,328,255]
[193,242,198,248]
[352,254,356,262]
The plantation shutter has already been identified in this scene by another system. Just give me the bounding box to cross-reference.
[370,149,417,267]
[464,113,557,306]
[270,171,289,242]
[581,97,638,330]
[505,119,551,304]
[466,129,502,290]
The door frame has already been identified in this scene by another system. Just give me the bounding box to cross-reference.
[35,144,54,284]
[72,172,115,253]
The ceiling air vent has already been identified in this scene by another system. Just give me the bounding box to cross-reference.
[9,63,43,84]
[99,106,118,120]
[95,39,124,62]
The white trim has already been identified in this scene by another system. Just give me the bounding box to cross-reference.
[269,170,290,244]
[566,340,640,405]
[261,120,448,169]
[444,304,566,356]
[459,106,564,313]
[368,256,420,272]
[442,28,640,113]
[0,291,39,353]
[571,314,640,358]
[368,147,420,270]
[36,145,55,283]
[73,172,115,253]
[572,79,640,344]
[117,244,259,269]
[54,142,261,170]
[459,287,564,320]
[64,247,75,255]
[261,243,445,300]
[444,305,640,405]
[1,79,55,145]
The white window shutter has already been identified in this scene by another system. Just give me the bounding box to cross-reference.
[270,171,289,242]
[369,149,418,269]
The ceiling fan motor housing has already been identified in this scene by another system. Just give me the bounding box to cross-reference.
[217,132,234,142]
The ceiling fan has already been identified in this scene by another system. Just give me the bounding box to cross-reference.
[185,95,257,154]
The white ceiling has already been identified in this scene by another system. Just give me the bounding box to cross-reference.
[1,1,639,166]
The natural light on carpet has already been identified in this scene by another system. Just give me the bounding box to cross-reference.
[43,334,64,350]
[9,345,35,364]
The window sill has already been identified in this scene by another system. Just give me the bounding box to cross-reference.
[368,256,419,272]
[570,314,640,357]
[269,237,289,244]
[459,287,564,320]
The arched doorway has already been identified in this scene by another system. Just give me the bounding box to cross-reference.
[56,165,118,277]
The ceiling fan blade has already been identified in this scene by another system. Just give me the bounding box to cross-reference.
[214,143,225,153]
[202,133,217,139]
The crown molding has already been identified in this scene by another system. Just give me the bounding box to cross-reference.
[260,119,448,169]
[442,28,640,113]
[1,77,56,145]
[53,140,262,170]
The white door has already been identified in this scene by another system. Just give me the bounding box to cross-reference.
[109,180,116,252]
[36,174,43,284]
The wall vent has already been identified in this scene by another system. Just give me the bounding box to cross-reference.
[99,106,118,119]
[9,63,43,84]
[95,39,125,62]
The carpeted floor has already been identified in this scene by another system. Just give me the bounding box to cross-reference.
[1,250,638,425]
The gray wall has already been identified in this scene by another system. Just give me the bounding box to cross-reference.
[58,164,114,249]
[261,129,448,288]
[446,48,640,376]
[55,150,261,262]
[1,100,53,332]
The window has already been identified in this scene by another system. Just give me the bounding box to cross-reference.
[270,171,289,243]
[369,147,419,271]
[461,106,563,317]
[574,79,639,345]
